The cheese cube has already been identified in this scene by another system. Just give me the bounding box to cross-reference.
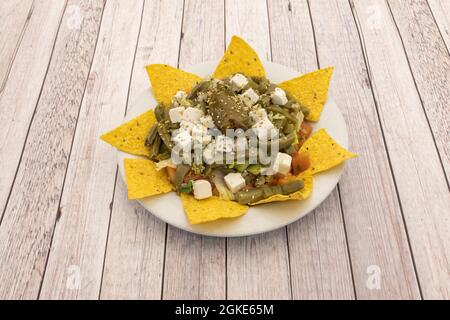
[171,130,192,150]
[230,73,248,91]
[249,108,268,123]
[224,173,246,193]
[241,88,259,106]
[183,107,203,123]
[252,118,278,140]
[193,180,213,200]
[168,106,185,123]
[271,87,288,105]
[273,152,292,174]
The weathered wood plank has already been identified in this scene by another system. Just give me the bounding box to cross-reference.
[0,0,66,223]
[0,0,34,88]
[387,0,450,182]
[268,0,355,300]
[308,0,421,299]
[162,0,226,300]
[428,0,450,51]
[351,0,450,300]
[0,0,104,299]
[39,0,144,300]
[100,0,184,299]
[225,0,292,300]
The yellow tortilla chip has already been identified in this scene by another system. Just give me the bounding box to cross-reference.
[100,110,155,157]
[124,158,173,199]
[181,193,248,224]
[278,67,334,121]
[146,64,201,105]
[213,36,265,79]
[250,174,313,205]
[300,129,357,175]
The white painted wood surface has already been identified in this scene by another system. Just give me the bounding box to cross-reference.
[308,0,420,299]
[39,0,144,300]
[0,0,104,299]
[352,0,450,300]
[387,0,450,183]
[0,0,66,222]
[0,0,449,300]
[428,0,450,51]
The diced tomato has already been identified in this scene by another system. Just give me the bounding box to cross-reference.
[183,172,205,183]
[270,173,285,186]
[299,122,313,139]
[166,167,176,185]
[292,151,310,175]
[297,122,313,148]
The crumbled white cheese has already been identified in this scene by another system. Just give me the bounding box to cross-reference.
[215,135,234,153]
[202,141,216,164]
[191,123,211,146]
[271,87,288,105]
[182,107,203,123]
[224,172,246,193]
[230,73,248,91]
[193,180,213,200]
[171,130,192,150]
[179,120,194,134]
[168,106,185,123]
[200,115,216,128]
[174,90,187,101]
[241,88,259,106]
[273,152,292,174]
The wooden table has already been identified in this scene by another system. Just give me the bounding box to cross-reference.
[0,0,448,300]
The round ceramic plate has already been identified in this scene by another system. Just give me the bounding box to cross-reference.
[118,61,348,237]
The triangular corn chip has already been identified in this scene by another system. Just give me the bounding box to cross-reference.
[101,110,155,157]
[124,158,173,199]
[278,67,334,121]
[213,36,266,79]
[249,173,313,205]
[300,129,357,175]
[181,193,248,224]
[146,64,201,105]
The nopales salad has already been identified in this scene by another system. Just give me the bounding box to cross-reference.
[145,73,314,204]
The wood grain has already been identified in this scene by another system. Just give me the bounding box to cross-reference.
[387,0,450,183]
[100,0,184,299]
[162,0,226,300]
[39,0,144,300]
[0,0,34,88]
[308,0,420,299]
[428,0,450,51]
[268,0,355,300]
[351,0,450,300]
[225,0,292,300]
[0,0,104,299]
[0,0,66,222]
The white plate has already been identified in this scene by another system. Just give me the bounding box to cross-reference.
[118,61,348,237]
